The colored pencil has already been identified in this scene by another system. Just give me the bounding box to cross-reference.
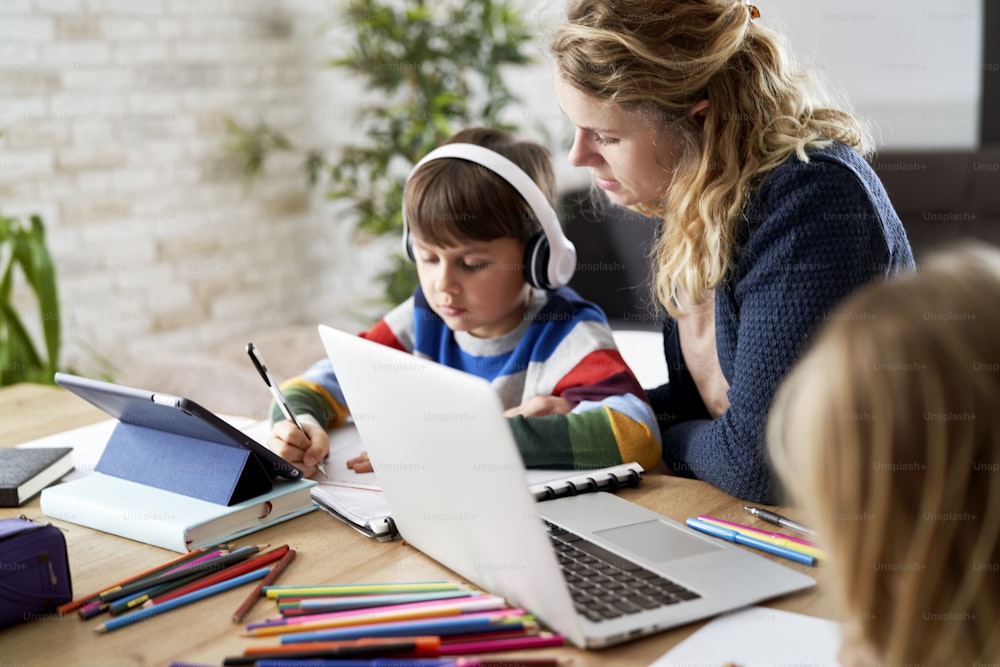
[261,595,507,630]
[147,545,291,608]
[278,614,534,644]
[278,590,476,615]
[252,661,456,667]
[436,632,565,654]
[241,636,442,656]
[251,660,566,667]
[265,581,464,599]
[99,545,261,603]
[106,547,244,615]
[94,567,269,634]
[62,545,220,615]
[220,641,433,666]
[248,596,508,637]
[231,547,297,623]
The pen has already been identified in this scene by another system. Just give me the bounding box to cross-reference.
[686,518,816,566]
[744,506,817,537]
[247,342,327,477]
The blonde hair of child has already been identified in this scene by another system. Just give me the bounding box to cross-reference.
[768,244,1000,666]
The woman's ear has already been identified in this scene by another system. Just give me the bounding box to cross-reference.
[688,99,710,129]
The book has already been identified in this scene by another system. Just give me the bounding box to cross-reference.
[311,425,644,541]
[40,472,317,552]
[0,447,75,507]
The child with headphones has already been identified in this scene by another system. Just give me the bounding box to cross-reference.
[267,127,663,477]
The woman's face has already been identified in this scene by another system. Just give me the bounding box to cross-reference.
[554,72,688,208]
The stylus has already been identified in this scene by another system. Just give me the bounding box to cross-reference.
[246,342,328,477]
[743,506,816,537]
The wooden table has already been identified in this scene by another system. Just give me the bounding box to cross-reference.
[0,383,833,667]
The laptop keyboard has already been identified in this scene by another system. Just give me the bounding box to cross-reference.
[546,522,701,623]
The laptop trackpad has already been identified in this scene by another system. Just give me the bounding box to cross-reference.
[594,519,722,563]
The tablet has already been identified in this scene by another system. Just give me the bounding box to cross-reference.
[54,372,303,481]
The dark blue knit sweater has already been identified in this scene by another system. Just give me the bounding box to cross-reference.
[648,142,915,503]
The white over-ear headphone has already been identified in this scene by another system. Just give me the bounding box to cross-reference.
[401,143,577,289]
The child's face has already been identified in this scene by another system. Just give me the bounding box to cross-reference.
[412,233,531,339]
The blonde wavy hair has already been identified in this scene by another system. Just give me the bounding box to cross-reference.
[768,244,1000,666]
[550,0,870,316]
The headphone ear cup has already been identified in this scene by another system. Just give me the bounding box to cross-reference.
[523,231,551,289]
[402,223,415,263]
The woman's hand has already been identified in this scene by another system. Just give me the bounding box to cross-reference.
[268,420,330,478]
[504,395,573,417]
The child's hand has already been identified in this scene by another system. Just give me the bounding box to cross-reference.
[268,420,330,478]
[346,451,373,473]
[504,395,573,417]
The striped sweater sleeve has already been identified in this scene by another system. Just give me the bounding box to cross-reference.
[506,291,663,472]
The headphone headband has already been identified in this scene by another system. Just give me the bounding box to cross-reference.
[402,143,577,289]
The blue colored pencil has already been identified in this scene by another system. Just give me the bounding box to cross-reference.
[94,567,269,634]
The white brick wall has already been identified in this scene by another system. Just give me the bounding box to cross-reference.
[1,0,381,378]
[5,0,973,386]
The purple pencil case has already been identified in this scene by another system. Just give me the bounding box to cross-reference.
[0,516,72,628]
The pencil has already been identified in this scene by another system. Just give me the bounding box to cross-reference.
[232,547,297,623]
[240,636,441,656]
[149,545,290,607]
[99,545,260,603]
[248,596,508,637]
[61,545,218,615]
[94,567,269,635]
[265,581,464,599]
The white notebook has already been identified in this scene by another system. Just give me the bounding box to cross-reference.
[310,424,644,541]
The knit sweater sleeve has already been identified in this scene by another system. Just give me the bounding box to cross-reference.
[660,150,914,502]
[269,298,415,427]
[506,291,663,472]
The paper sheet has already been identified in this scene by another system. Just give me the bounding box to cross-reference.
[651,606,842,667]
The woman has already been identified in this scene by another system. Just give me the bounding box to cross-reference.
[551,0,914,501]
[769,244,1000,666]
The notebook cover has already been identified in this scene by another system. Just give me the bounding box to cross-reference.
[40,472,317,553]
[0,448,75,507]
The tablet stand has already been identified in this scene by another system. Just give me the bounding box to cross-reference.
[95,422,273,506]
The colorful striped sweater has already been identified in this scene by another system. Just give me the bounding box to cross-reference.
[274,286,662,472]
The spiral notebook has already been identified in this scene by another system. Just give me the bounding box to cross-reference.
[312,423,643,541]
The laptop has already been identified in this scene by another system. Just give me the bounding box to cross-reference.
[318,325,815,648]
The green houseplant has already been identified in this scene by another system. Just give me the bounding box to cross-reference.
[0,212,61,385]
[227,0,535,304]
